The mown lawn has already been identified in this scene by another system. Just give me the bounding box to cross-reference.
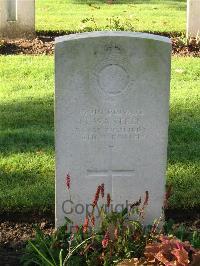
[0,55,199,212]
[36,0,186,34]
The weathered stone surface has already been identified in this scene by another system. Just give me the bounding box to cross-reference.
[55,31,171,228]
[187,0,200,38]
[0,0,35,38]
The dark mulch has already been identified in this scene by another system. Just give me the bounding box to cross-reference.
[0,218,54,266]
[0,36,54,56]
[0,32,199,56]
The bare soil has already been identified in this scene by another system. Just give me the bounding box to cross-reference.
[0,213,54,266]
[0,32,199,56]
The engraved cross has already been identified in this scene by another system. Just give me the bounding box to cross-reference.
[87,145,135,197]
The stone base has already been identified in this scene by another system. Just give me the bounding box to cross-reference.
[0,25,35,39]
[0,0,35,39]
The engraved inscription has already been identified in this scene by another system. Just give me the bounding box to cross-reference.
[98,64,129,95]
[74,108,145,142]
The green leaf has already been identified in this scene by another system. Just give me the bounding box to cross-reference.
[121,207,128,217]
[28,240,56,266]
[59,249,63,266]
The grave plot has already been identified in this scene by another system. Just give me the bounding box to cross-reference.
[0,0,200,265]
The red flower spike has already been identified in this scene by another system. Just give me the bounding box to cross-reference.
[91,215,95,227]
[130,197,142,209]
[65,173,70,190]
[92,185,101,207]
[83,217,89,233]
[107,193,111,207]
[75,225,79,232]
[143,191,149,206]
[102,231,109,248]
[100,183,104,198]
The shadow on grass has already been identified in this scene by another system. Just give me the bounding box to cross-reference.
[0,154,55,211]
[71,0,186,4]
[0,98,54,153]
[0,166,54,212]
[69,0,187,15]
[70,0,186,12]
[168,103,200,163]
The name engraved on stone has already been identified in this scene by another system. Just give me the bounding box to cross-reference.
[77,108,145,141]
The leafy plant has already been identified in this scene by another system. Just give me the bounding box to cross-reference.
[21,224,70,266]
[105,16,135,31]
[21,174,200,266]
[164,219,200,249]
[22,178,153,265]
[144,235,200,266]
[80,15,135,32]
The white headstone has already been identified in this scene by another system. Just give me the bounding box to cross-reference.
[187,0,200,38]
[0,0,35,38]
[55,32,171,228]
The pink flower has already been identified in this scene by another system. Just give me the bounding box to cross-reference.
[102,231,109,248]
[91,215,95,227]
[92,185,101,207]
[65,173,70,190]
[100,183,104,198]
[143,191,149,206]
[83,217,89,233]
[107,193,111,207]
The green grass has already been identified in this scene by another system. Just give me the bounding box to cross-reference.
[36,0,186,34]
[0,55,199,212]
[0,56,54,211]
[168,58,200,209]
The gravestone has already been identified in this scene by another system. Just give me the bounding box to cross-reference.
[0,0,35,38]
[187,0,200,38]
[55,31,171,228]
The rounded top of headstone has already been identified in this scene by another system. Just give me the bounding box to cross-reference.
[55,31,171,45]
